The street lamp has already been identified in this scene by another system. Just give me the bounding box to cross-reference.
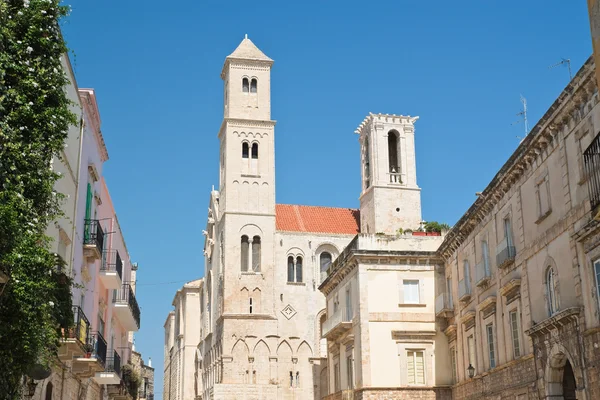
[467,364,475,379]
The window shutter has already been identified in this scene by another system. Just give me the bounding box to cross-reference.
[85,183,92,220]
[407,351,415,384]
[415,351,425,384]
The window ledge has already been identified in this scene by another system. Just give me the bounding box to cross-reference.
[534,209,552,225]
[398,303,427,308]
[287,282,306,286]
[241,272,262,277]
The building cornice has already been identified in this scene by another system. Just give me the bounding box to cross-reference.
[218,118,277,139]
[438,56,596,260]
[526,307,580,337]
[355,113,419,136]
[78,89,109,162]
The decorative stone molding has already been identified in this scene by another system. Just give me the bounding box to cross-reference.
[460,310,476,331]
[478,296,497,319]
[526,307,580,337]
[500,279,521,304]
[444,324,457,342]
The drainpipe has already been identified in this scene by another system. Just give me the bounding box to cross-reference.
[68,114,85,278]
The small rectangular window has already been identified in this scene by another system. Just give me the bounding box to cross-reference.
[486,324,496,369]
[403,280,420,304]
[249,298,253,314]
[407,350,425,385]
[510,310,521,358]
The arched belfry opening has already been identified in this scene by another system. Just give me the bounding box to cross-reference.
[387,130,400,183]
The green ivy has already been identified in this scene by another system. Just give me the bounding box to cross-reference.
[0,0,76,398]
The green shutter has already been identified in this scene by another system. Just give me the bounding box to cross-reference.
[85,183,92,220]
[84,183,93,242]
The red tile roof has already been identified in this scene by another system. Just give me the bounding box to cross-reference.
[276,204,360,235]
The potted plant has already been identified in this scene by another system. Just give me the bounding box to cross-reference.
[84,343,94,358]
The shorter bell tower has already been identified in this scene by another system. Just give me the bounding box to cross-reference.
[356,113,422,234]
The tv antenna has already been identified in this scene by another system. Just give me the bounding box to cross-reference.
[511,95,529,140]
[549,58,572,80]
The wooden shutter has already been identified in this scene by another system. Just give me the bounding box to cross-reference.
[407,351,415,384]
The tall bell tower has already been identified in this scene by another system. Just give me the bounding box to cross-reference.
[356,113,422,234]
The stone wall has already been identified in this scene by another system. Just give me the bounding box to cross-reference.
[324,387,452,400]
[452,357,536,400]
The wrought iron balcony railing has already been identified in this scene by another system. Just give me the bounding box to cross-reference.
[584,131,600,210]
[475,261,491,286]
[101,250,123,281]
[83,219,104,255]
[496,238,516,269]
[322,308,353,338]
[68,306,90,345]
[105,350,121,377]
[113,283,141,329]
[435,293,453,316]
[88,332,107,366]
[458,279,471,302]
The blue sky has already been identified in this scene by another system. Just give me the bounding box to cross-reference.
[61,1,592,397]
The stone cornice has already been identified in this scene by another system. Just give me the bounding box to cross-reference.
[221,58,273,79]
[78,89,109,162]
[218,118,276,138]
[438,56,595,260]
[355,112,419,136]
[526,307,580,337]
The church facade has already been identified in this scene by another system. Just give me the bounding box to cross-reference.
[185,36,447,400]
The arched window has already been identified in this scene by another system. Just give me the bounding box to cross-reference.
[252,236,261,272]
[242,142,249,159]
[296,256,303,283]
[388,131,400,182]
[251,143,258,159]
[45,382,53,400]
[250,79,257,93]
[547,267,559,315]
[320,252,332,283]
[242,78,249,93]
[241,236,249,271]
[287,256,294,283]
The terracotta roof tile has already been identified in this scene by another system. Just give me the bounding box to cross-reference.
[276,204,360,235]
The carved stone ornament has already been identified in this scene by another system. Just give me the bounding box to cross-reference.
[281,304,297,320]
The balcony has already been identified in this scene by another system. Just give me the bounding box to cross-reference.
[435,293,454,318]
[322,308,352,340]
[475,261,491,287]
[100,250,123,289]
[584,131,600,212]
[458,279,471,303]
[496,238,516,269]
[83,219,104,261]
[58,306,91,362]
[113,283,141,331]
[72,332,106,378]
[95,350,121,385]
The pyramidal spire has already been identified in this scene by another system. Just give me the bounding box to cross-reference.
[226,35,272,62]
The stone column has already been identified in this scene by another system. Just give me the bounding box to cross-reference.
[247,238,253,272]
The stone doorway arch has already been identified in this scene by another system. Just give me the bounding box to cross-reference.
[544,346,579,400]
